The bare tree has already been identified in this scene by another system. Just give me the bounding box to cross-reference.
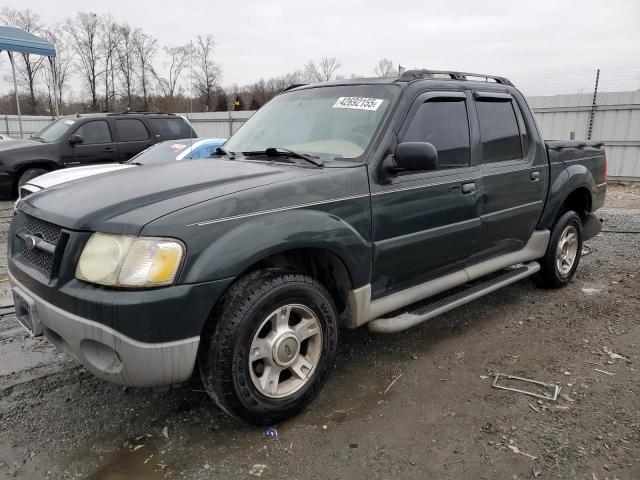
[153,43,193,99]
[99,16,121,111]
[65,12,103,111]
[193,35,221,111]
[300,61,315,83]
[317,57,341,82]
[374,58,395,77]
[41,25,72,112]
[0,8,45,113]
[114,23,138,110]
[132,29,157,111]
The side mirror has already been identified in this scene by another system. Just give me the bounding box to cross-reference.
[68,134,84,145]
[393,142,438,172]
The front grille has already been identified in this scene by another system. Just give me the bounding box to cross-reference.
[23,215,61,244]
[19,214,63,276]
[21,246,55,275]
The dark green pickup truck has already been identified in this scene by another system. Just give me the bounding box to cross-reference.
[9,70,606,424]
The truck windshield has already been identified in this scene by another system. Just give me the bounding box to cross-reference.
[224,85,398,161]
[32,118,76,142]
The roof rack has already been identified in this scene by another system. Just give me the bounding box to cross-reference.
[105,111,171,116]
[399,69,513,86]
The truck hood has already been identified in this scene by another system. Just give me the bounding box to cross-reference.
[20,159,324,235]
[0,138,50,155]
[27,163,134,189]
[0,138,40,152]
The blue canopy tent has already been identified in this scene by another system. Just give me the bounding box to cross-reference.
[0,26,58,138]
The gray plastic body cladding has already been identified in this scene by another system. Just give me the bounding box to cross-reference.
[368,261,541,333]
[344,230,549,328]
[9,272,199,387]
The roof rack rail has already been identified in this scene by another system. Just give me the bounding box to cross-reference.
[399,69,513,86]
[105,111,169,116]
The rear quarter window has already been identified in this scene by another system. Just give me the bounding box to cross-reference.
[476,100,523,163]
[116,119,150,142]
[148,117,194,139]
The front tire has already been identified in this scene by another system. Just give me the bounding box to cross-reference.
[17,168,48,190]
[198,270,338,424]
[537,211,583,289]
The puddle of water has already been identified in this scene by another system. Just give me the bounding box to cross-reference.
[87,442,160,480]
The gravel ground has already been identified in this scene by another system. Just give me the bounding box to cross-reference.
[0,185,638,480]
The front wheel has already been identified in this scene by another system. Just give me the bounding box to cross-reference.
[17,168,47,189]
[198,270,338,424]
[537,211,583,289]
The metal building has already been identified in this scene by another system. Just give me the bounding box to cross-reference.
[528,91,640,180]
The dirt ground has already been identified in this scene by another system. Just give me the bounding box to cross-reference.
[0,184,638,480]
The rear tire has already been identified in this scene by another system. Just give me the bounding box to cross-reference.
[17,168,47,189]
[537,211,583,289]
[198,269,338,424]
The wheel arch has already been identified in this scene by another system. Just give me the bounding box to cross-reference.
[538,163,596,228]
[560,186,592,220]
[13,160,58,193]
[234,247,354,315]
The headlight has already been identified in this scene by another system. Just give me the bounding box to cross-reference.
[76,233,185,287]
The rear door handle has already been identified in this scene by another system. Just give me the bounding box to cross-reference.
[461,182,476,195]
[103,146,116,152]
[530,171,540,182]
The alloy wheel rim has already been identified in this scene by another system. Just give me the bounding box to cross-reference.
[248,304,323,399]
[556,225,579,277]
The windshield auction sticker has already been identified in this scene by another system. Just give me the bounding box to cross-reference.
[333,97,384,111]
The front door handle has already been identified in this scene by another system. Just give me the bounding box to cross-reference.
[462,182,476,195]
[530,171,540,182]
[103,146,116,152]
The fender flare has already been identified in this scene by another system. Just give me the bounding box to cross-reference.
[181,208,372,288]
[539,163,596,229]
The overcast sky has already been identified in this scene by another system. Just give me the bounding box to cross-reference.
[3,0,640,96]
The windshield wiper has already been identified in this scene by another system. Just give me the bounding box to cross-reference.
[243,147,323,167]
[216,147,236,159]
[30,135,46,143]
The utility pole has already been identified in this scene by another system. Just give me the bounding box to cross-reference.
[587,68,600,140]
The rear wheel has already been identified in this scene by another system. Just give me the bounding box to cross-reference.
[198,270,338,424]
[537,211,583,288]
[17,168,47,189]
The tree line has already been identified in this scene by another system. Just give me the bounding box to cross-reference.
[0,8,398,116]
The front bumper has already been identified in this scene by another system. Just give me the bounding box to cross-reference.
[10,271,201,387]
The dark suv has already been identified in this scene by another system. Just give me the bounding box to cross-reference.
[0,112,197,198]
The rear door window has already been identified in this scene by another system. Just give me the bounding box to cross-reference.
[475,100,523,163]
[402,99,471,169]
[74,120,112,144]
[148,117,194,139]
[116,119,150,142]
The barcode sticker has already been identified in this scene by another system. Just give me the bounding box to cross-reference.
[333,97,384,111]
